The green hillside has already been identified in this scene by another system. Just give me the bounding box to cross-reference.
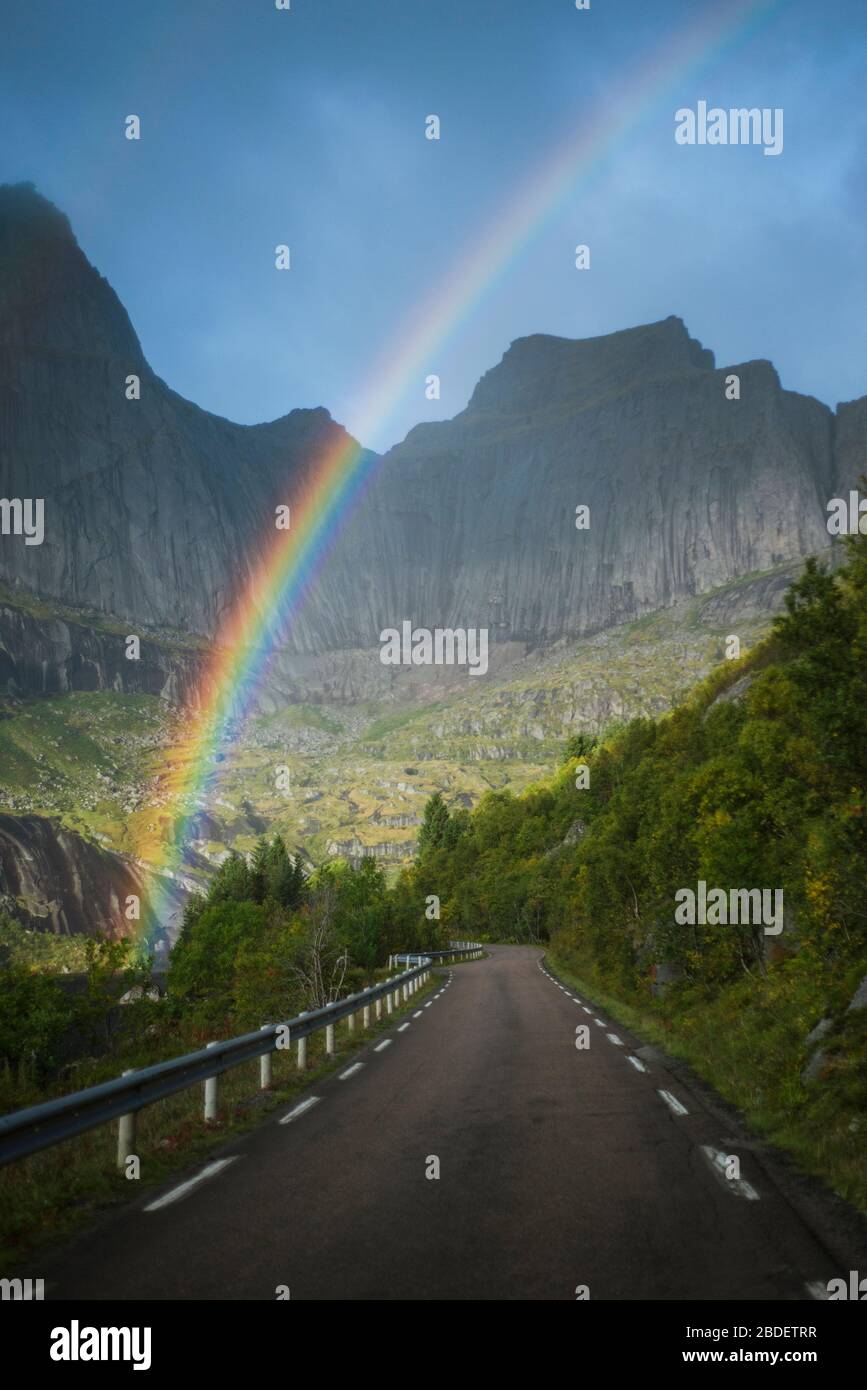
[396,534,867,1209]
[0,567,783,879]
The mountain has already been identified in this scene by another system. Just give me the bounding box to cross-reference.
[0,812,185,943]
[349,323,839,648]
[1,183,865,939]
[0,182,373,642]
[1,182,861,687]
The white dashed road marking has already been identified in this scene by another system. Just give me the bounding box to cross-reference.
[658,1089,688,1117]
[806,1281,829,1300]
[279,1096,321,1125]
[700,1145,760,1201]
[145,1158,238,1212]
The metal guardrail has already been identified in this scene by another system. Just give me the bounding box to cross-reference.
[0,944,483,1168]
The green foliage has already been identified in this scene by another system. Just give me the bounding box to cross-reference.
[0,920,154,1082]
[0,962,77,1078]
[0,913,92,973]
[73,937,152,1054]
[417,792,451,857]
[562,731,598,763]
[167,900,270,1024]
[394,534,867,1006]
[208,836,306,912]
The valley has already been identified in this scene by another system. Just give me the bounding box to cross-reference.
[0,558,794,937]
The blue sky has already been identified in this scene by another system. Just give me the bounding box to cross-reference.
[0,0,865,451]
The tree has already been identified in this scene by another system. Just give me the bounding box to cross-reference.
[417,792,450,856]
[288,880,348,1009]
[168,900,268,1022]
[265,835,307,911]
[249,837,270,904]
[209,850,253,904]
[562,731,598,763]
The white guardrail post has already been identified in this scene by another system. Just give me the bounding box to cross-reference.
[116,1069,136,1170]
[204,1041,219,1122]
[297,1012,308,1070]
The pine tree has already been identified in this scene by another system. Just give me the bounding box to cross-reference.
[209,850,252,903]
[418,792,450,856]
[250,837,270,904]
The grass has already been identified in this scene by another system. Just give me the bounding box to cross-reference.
[256,704,344,736]
[362,703,446,743]
[0,970,442,1273]
[547,942,867,1215]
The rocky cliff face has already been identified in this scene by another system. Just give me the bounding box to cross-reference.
[326,324,838,649]
[834,394,867,497]
[0,603,207,703]
[1,182,860,675]
[0,182,373,640]
[0,812,183,945]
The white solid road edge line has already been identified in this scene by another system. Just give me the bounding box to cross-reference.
[373,1039,392,1052]
[627,1055,647,1073]
[279,1095,321,1124]
[658,1088,689,1116]
[145,1157,238,1212]
[339,1062,365,1080]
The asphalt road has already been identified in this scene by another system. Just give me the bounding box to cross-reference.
[41,945,850,1300]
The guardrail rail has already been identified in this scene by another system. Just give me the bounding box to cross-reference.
[0,943,483,1169]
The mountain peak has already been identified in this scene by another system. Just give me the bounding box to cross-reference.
[466,316,715,416]
[0,181,76,238]
[0,182,145,366]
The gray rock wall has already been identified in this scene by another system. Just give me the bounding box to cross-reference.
[0,183,861,667]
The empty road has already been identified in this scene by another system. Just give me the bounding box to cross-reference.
[41,946,851,1300]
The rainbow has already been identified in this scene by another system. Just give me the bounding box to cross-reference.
[139,0,783,942]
